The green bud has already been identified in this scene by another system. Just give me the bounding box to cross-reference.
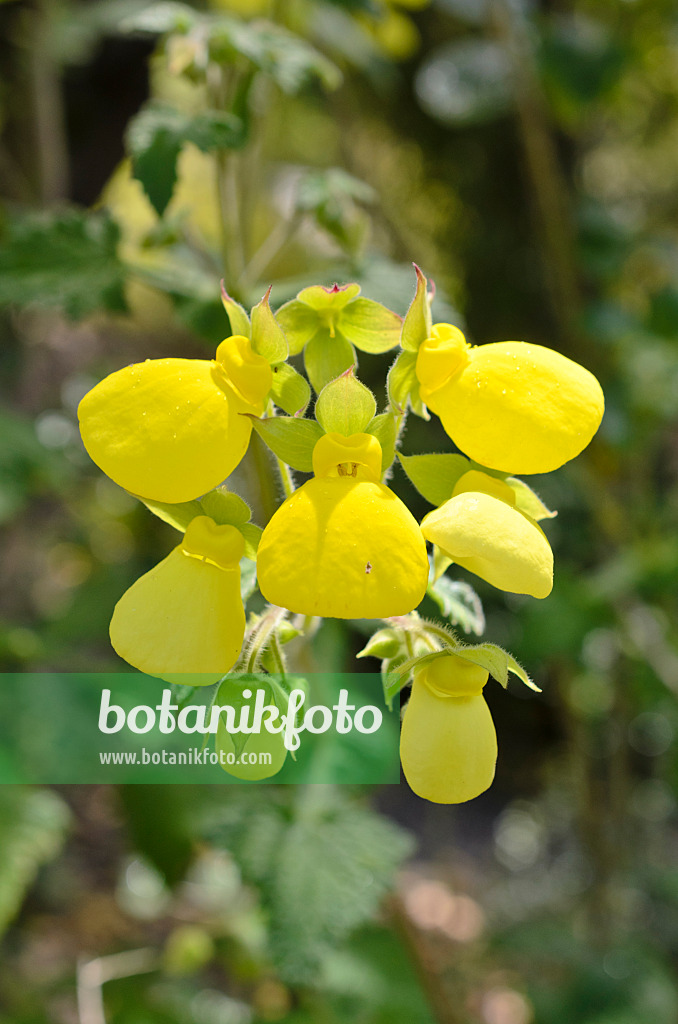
[315,369,376,435]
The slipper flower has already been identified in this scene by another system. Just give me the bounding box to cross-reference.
[256,432,429,618]
[78,334,272,503]
[400,653,497,804]
[415,324,604,475]
[110,515,246,685]
[420,470,553,598]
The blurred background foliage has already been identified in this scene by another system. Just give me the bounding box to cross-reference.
[1,0,678,1021]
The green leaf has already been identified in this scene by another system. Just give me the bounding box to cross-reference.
[366,412,397,474]
[401,264,432,352]
[120,2,198,35]
[0,209,126,319]
[304,330,355,393]
[507,477,557,521]
[387,350,429,418]
[220,283,251,338]
[338,297,402,354]
[249,416,324,472]
[270,362,311,416]
[275,299,320,355]
[427,577,485,636]
[218,790,413,983]
[315,370,376,435]
[241,557,257,600]
[0,789,69,936]
[454,643,540,692]
[251,287,288,362]
[398,452,470,506]
[127,104,244,216]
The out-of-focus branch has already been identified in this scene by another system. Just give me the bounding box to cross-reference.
[490,0,582,348]
[77,948,158,1024]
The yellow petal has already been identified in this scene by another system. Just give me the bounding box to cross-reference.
[312,431,383,480]
[79,358,253,503]
[425,651,489,696]
[417,329,604,474]
[257,477,429,618]
[214,334,272,413]
[109,518,245,685]
[421,491,553,598]
[400,666,497,804]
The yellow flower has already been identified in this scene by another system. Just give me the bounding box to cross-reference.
[256,432,429,618]
[110,516,246,685]
[416,324,604,474]
[400,652,497,804]
[78,335,272,503]
[420,470,553,598]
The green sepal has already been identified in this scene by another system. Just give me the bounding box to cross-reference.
[398,452,471,507]
[239,523,263,560]
[315,369,376,436]
[251,286,288,363]
[387,350,429,418]
[136,496,202,533]
[365,412,397,474]
[357,628,402,661]
[249,415,324,472]
[401,264,433,352]
[383,652,443,707]
[297,282,360,310]
[200,488,251,526]
[506,478,557,521]
[275,300,319,355]
[304,329,355,393]
[221,282,251,338]
[451,643,540,692]
[270,362,311,415]
[339,297,402,354]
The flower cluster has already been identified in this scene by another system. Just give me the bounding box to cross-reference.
[78,270,604,797]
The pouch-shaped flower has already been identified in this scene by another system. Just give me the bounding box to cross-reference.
[420,471,553,598]
[400,653,497,804]
[416,324,604,475]
[109,516,246,685]
[78,335,272,503]
[256,432,429,618]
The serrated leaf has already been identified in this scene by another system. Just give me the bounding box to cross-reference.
[270,362,311,415]
[120,1,197,34]
[0,209,126,319]
[398,452,470,506]
[387,350,429,418]
[220,791,412,983]
[427,576,485,636]
[249,416,324,472]
[304,330,355,393]
[251,287,288,362]
[315,370,376,435]
[366,412,397,474]
[208,19,342,94]
[275,300,320,355]
[0,789,70,936]
[401,264,432,352]
[221,284,251,338]
[338,297,402,354]
[127,104,245,216]
[507,477,557,521]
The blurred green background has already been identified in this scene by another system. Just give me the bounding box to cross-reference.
[2,0,678,1021]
